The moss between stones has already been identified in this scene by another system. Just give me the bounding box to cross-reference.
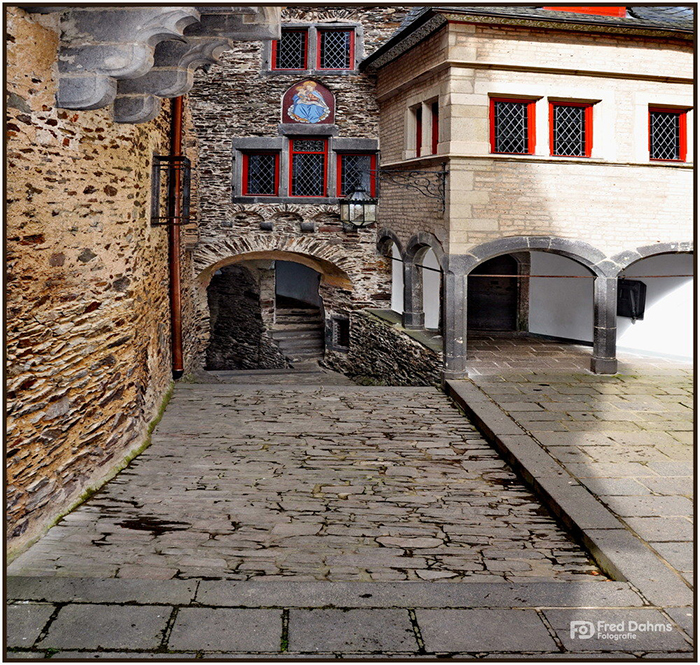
[7,383,174,564]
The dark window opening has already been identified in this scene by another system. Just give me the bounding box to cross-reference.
[431,101,439,154]
[332,317,350,349]
[318,29,353,70]
[491,99,534,154]
[338,153,376,197]
[650,109,686,161]
[243,152,279,196]
[551,103,591,157]
[290,138,327,197]
[415,106,423,156]
[273,29,308,70]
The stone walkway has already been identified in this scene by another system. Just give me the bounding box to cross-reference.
[8,383,601,583]
[7,358,694,659]
[469,359,693,588]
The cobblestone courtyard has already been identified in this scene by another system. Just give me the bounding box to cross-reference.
[9,384,602,583]
[7,350,694,658]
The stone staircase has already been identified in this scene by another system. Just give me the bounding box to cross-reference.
[271,305,325,363]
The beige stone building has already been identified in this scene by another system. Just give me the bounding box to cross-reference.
[362,5,693,377]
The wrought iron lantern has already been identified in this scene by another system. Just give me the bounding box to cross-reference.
[339,186,377,230]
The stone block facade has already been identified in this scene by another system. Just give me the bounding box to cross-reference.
[371,19,693,257]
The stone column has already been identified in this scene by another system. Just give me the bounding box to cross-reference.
[591,276,618,374]
[402,259,424,329]
[442,271,468,380]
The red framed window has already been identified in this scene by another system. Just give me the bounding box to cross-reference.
[550,102,593,157]
[649,107,687,162]
[337,153,377,197]
[242,152,279,196]
[490,98,536,154]
[415,106,423,157]
[317,29,355,70]
[431,101,439,154]
[290,138,328,197]
[271,29,308,70]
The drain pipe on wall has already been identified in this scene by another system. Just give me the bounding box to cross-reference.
[169,96,184,379]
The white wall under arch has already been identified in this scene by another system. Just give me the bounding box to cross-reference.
[617,254,693,359]
[422,248,441,330]
[528,252,594,342]
[391,244,403,313]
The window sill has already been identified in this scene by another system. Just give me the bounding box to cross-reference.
[233,196,341,205]
[263,68,358,77]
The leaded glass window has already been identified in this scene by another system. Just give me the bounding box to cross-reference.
[650,110,684,161]
[318,29,353,70]
[339,154,375,196]
[291,139,327,197]
[274,29,307,70]
[492,100,532,154]
[244,153,278,196]
[552,104,588,157]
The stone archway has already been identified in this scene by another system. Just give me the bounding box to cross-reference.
[401,232,446,330]
[192,235,357,369]
[444,236,615,377]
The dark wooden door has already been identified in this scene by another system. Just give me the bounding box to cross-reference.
[468,255,518,331]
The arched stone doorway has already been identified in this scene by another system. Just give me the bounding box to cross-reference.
[196,247,354,370]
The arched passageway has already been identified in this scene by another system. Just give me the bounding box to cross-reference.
[617,253,693,360]
[200,250,353,369]
[421,248,442,331]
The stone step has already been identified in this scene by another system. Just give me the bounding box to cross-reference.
[274,315,324,325]
[277,339,324,352]
[288,350,324,360]
[276,307,322,317]
[272,329,324,341]
[271,323,324,333]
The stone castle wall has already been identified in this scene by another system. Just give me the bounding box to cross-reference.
[326,310,443,387]
[188,6,411,367]
[6,8,194,555]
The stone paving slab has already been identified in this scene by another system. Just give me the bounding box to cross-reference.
[6,603,56,649]
[6,577,197,605]
[543,609,692,652]
[194,580,644,609]
[288,609,418,653]
[36,604,171,650]
[167,608,282,652]
[416,608,557,653]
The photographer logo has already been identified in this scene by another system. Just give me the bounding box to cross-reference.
[570,621,595,640]
[569,619,673,642]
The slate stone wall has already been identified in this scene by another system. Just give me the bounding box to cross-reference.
[6,8,196,556]
[327,310,443,387]
[188,7,410,366]
[205,263,289,370]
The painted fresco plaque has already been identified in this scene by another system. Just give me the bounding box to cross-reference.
[282,80,335,124]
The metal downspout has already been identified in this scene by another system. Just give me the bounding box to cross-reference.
[169,96,184,379]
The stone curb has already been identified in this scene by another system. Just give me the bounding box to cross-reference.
[8,579,644,609]
[444,380,693,609]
